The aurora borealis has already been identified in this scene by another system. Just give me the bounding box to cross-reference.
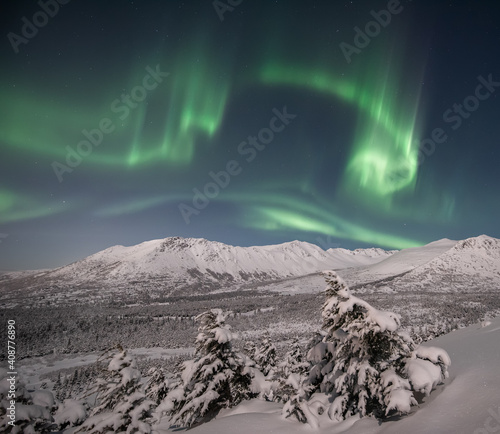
[1,0,499,270]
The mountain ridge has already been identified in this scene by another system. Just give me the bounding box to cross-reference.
[1,234,499,307]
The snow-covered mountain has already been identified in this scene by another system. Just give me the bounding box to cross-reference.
[0,237,394,304]
[340,235,500,292]
[48,237,391,282]
[1,235,499,306]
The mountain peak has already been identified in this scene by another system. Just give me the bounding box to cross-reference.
[453,235,499,252]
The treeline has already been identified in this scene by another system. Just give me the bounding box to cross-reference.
[1,290,499,360]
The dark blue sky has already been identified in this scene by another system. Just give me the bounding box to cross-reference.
[1,0,499,270]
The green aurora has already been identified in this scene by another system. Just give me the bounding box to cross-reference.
[2,0,498,269]
[0,45,447,250]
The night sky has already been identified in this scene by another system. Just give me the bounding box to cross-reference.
[1,0,499,270]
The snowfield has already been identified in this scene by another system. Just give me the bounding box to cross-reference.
[183,316,500,434]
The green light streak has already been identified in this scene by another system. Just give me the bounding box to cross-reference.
[261,65,357,102]
[220,191,423,249]
[1,40,230,169]
[250,206,419,249]
[342,57,421,209]
[158,59,228,164]
[259,53,423,210]
[93,194,182,217]
[0,189,68,224]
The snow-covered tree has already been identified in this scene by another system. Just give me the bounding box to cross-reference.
[243,340,257,360]
[321,271,415,420]
[307,323,348,394]
[159,309,255,428]
[0,368,55,434]
[76,346,154,433]
[274,340,310,403]
[254,335,277,377]
[286,271,451,424]
[53,399,88,431]
[144,367,172,405]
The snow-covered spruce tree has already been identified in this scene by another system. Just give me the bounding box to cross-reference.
[254,334,277,377]
[274,340,310,403]
[0,368,56,434]
[243,340,257,360]
[76,346,154,433]
[144,367,172,405]
[321,271,416,420]
[286,271,450,424]
[159,309,255,428]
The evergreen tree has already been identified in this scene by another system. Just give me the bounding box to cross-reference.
[320,271,418,420]
[159,309,255,428]
[77,346,154,433]
[275,340,310,403]
[144,367,172,405]
[71,369,83,398]
[286,271,451,424]
[53,399,88,431]
[0,368,55,434]
[243,340,257,360]
[254,335,277,377]
[54,372,65,402]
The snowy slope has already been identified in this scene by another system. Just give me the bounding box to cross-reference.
[339,238,457,285]
[185,317,500,434]
[339,235,500,292]
[400,235,500,290]
[327,247,398,269]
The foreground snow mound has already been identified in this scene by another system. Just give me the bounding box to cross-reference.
[407,346,451,396]
[53,399,87,428]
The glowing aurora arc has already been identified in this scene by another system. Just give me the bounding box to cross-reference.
[260,56,422,211]
[220,191,422,249]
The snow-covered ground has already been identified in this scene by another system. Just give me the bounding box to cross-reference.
[181,316,500,434]
[12,309,500,433]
